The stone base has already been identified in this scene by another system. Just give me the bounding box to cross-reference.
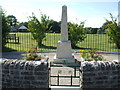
[54,40,75,64]
[54,55,75,64]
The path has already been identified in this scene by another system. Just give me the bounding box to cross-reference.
[1,52,119,61]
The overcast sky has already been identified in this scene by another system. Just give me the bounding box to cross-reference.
[1,0,120,28]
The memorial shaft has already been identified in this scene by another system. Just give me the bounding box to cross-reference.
[61,5,68,41]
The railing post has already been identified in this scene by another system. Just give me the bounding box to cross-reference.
[57,74,59,86]
[74,67,76,77]
[49,67,51,86]
[71,74,72,86]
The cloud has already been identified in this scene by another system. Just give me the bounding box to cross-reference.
[66,8,105,27]
[9,6,111,28]
[68,15,106,28]
[2,0,118,28]
[84,17,105,27]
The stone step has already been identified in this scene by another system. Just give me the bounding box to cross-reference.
[50,86,80,90]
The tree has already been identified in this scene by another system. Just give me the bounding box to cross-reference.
[28,13,52,47]
[91,28,99,34]
[84,27,92,34]
[97,28,104,34]
[101,20,112,33]
[102,21,112,30]
[7,15,17,26]
[19,22,28,28]
[49,20,60,33]
[1,8,10,49]
[104,13,120,49]
[68,21,86,48]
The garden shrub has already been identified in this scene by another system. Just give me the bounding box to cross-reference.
[28,13,51,47]
[68,22,86,48]
[1,8,10,51]
[105,13,120,49]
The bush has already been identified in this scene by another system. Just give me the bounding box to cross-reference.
[80,49,105,61]
[105,13,120,49]
[28,13,51,47]
[1,8,10,50]
[68,22,86,48]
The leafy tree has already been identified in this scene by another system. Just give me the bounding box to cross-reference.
[1,8,10,49]
[104,13,120,49]
[91,28,98,34]
[84,27,98,34]
[49,20,60,33]
[7,15,17,26]
[100,20,112,34]
[68,21,86,48]
[28,13,51,47]
[84,27,92,34]
[102,21,112,30]
[97,28,104,34]
[19,22,28,28]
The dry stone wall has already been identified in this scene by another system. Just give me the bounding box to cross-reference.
[1,58,120,89]
[2,59,49,89]
[80,60,120,89]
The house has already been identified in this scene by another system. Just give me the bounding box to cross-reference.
[97,28,108,34]
[11,25,28,32]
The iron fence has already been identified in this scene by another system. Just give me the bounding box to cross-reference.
[5,32,119,52]
[49,61,81,87]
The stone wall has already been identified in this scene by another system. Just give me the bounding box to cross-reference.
[2,59,120,89]
[2,59,49,89]
[80,60,120,89]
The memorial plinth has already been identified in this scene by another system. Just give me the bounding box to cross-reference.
[54,5,75,63]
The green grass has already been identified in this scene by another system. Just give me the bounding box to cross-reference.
[5,32,119,52]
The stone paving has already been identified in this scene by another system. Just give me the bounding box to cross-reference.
[2,52,119,61]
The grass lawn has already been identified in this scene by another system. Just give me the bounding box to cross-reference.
[5,32,119,52]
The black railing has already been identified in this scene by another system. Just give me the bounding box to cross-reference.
[5,32,119,52]
[49,61,81,87]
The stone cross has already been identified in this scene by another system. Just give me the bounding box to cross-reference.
[118,1,120,26]
[61,5,68,41]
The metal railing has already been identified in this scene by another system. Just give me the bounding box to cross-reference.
[5,32,119,52]
[49,61,81,87]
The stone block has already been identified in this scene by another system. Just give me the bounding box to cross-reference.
[34,64,47,71]
[96,80,104,84]
[36,76,48,80]
[83,81,94,85]
[34,71,48,75]
[21,71,33,75]
[83,72,95,76]
[24,76,35,80]
[112,70,119,74]
[22,80,31,84]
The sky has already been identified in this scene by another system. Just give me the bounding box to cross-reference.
[0,0,120,28]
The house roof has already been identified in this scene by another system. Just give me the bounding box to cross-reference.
[12,25,21,29]
[18,25,28,30]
